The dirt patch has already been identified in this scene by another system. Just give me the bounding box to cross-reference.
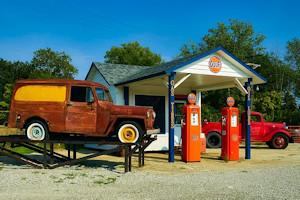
[83,143,300,174]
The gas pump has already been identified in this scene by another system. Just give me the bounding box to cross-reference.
[181,93,201,162]
[221,97,240,161]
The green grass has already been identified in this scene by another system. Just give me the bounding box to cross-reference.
[80,173,88,177]
[54,178,64,183]
[5,142,66,155]
[94,177,116,185]
[13,146,34,154]
[63,173,76,179]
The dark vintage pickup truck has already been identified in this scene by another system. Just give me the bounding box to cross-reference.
[202,111,293,149]
[8,79,160,143]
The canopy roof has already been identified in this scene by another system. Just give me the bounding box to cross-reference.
[86,46,266,90]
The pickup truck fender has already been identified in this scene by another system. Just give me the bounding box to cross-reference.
[105,115,146,136]
[264,129,292,142]
[206,129,221,135]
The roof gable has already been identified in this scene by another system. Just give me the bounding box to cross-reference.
[177,53,247,77]
[115,46,266,85]
[85,47,266,86]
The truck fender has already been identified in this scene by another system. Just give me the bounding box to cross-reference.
[206,129,221,135]
[265,129,292,142]
[105,116,146,136]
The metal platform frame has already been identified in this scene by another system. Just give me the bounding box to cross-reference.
[0,134,157,173]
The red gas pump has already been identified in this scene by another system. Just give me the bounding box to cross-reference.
[182,93,201,162]
[221,97,240,161]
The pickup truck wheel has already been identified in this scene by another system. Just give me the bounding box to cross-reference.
[117,121,142,144]
[270,133,289,149]
[206,132,222,148]
[25,120,49,141]
[266,141,272,148]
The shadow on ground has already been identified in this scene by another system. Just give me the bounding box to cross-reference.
[0,153,124,172]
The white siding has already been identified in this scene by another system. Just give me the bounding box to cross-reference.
[178,53,248,78]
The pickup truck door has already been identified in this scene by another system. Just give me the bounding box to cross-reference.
[65,86,97,134]
[250,114,264,141]
[95,88,112,135]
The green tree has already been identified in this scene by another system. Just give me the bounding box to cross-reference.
[286,38,300,71]
[255,53,297,94]
[285,38,300,97]
[179,19,265,61]
[253,91,282,122]
[104,41,162,66]
[31,48,78,79]
[0,59,33,101]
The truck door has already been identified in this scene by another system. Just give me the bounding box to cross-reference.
[95,88,112,135]
[66,86,97,134]
[250,114,263,141]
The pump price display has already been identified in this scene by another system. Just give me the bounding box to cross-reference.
[191,113,199,126]
[231,115,237,127]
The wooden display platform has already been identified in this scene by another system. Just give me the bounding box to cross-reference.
[0,133,157,173]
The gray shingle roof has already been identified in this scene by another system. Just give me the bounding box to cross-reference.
[92,62,150,85]
[115,56,196,85]
[92,56,193,86]
[91,46,266,86]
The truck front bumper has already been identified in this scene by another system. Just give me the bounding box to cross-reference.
[146,128,160,135]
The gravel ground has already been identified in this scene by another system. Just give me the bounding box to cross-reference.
[0,144,299,200]
[0,165,299,200]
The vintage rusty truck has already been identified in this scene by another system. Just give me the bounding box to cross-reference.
[8,79,159,143]
[202,111,293,149]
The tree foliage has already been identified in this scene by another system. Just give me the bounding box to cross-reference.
[285,39,300,96]
[180,19,265,62]
[104,41,162,66]
[31,48,78,79]
[286,38,300,71]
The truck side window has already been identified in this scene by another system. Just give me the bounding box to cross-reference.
[70,86,94,102]
[251,115,260,122]
[96,88,111,101]
[96,88,105,100]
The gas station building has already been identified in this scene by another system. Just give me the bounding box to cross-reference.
[85,46,266,162]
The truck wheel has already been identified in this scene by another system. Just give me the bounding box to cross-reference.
[266,141,272,148]
[206,132,222,148]
[25,120,49,141]
[117,121,143,144]
[270,133,289,149]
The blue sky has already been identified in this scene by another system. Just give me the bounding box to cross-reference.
[0,0,299,79]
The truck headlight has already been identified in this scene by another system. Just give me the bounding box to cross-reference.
[147,111,151,118]
[152,111,156,119]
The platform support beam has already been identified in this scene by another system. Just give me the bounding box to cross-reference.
[0,134,157,173]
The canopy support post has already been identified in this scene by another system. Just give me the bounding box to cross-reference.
[168,72,176,162]
[244,78,252,159]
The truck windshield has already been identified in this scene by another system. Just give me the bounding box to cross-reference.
[96,88,112,102]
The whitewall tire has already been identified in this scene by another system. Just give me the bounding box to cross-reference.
[26,121,48,141]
